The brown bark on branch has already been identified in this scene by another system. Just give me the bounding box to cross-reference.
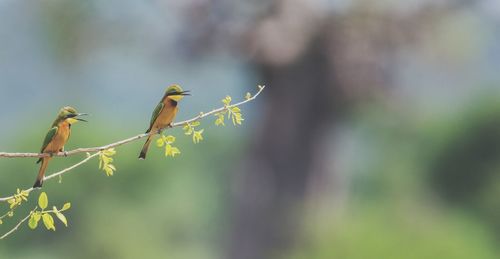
[0,86,265,202]
[0,86,265,159]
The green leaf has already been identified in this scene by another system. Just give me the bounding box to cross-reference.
[34,212,41,223]
[18,189,29,201]
[53,207,68,227]
[42,213,55,231]
[171,147,180,156]
[165,135,176,143]
[28,214,38,229]
[245,92,252,100]
[61,203,71,211]
[99,149,117,176]
[107,164,116,171]
[7,198,16,209]
[102,148,116,156]
[215,113,225,126]
[226,106,244,125]
[183,124,193,135]
[101,156,111,164]
[222,96,232,106]
[193,129,204,144]
[104,166,114,176]
[99,158,103,169]
[165,144,181,157]
[165,144,172,157]
[234,113,244,125]
[156,138,165,147]
[38,192,48,210]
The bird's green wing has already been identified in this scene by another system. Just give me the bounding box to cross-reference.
[40,126,58,153]
[36,126,58,164]
[146,102,164,133]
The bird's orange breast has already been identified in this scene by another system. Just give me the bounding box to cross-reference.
[152,101,178,131]
[44,121,71,153]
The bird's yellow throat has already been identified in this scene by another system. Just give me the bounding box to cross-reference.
[168,95,184,102]
[66,118,80,124]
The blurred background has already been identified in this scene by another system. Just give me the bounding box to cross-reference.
[1,0,500,258]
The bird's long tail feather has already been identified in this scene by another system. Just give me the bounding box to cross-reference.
[33,157,51,188]
[139,136,152,160]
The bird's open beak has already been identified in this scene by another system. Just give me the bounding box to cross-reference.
[168,90,191,96]
[67,113,89,122]
[76,113,88,122]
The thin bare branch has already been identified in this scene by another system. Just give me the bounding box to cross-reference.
[0,86,265,202]
[0,86,265,241]
[0,207,36,240]
[0,85,265,159]
[0,153,100,202]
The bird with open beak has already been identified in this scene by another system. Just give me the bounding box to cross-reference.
[33,106,88,188]
[139,84,190,159]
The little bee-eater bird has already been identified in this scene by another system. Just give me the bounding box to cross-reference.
[33,106,88,188]
[139,84,190,159]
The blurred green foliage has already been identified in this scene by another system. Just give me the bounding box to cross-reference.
[0,118,245,258]
[1,0,500,257]
[283,94,500,259]
[3,94,500,258]
[291,202,498,259]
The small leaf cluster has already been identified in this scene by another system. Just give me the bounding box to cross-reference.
[28,192,71,231]
[0,85,264,240]
[214,96,244,126]
[0,212,12,225]
[0,189,29,225]
[183,121,204,144]
[99,148,117,176]
[156,135,181,157]
[7,189,29,210]
[155,93,250,158]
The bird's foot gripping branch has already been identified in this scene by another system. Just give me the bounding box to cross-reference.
[0,85,265,240]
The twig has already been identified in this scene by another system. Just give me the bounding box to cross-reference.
[0,86,266,202]
[0,86,265,240]
[0,207,36,240]
[0,152,100,202]
[0,85,265,159]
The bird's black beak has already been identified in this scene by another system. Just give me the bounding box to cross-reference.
[76,113,88,122]
[167,90,191,96]
[68,113,89,122]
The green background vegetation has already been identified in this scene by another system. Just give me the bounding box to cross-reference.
[2,1,500,258]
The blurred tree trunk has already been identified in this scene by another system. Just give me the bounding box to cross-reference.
[224,1,400,257]
[226,10,340,259]
[176,1,426,258]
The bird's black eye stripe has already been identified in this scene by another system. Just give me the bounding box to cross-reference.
[167,91,191,96]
